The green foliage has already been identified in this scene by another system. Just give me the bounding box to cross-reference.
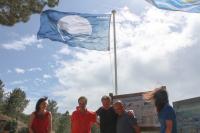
[0,0,59,26]
[18,127,29,133]
[0,80,5,112]
[47,99,59,131]
[4,88,29,118]
[48,99,58,115]
[56,111,71,133]
[3,120,17,133]
[0,80,4,100]
[18,113,29,124]
[0,80,76,132]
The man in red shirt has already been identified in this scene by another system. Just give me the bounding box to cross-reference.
[71,96,97,133]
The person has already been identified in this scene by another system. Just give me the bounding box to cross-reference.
[143,86,177,133]
[71,96,96,133]
[96,95,118,133]
[113,100,141,133]
[28,97,52,133]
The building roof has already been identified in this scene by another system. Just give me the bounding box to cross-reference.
[173,96,200,106]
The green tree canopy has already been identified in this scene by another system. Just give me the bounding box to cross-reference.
[56,111,71,133]
[0,80,5,112]
[4,88,29,117]
[47,99,59,131]
[0,0,59,26]
[47,99,58,115]
[0,80,4,102]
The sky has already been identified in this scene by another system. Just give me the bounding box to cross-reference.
[1,0,200,114]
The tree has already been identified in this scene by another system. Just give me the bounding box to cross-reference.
[0,80,5,112]
[0,0,59,26]
[4,88,29,118]
[3,120,17,133]
[0,80,4,101]
[47,99,59,131]
[56,111,71,133]
[18,112,29,124]
[47,99,58,115]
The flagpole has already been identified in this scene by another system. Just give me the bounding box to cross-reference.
[112,10,118,95]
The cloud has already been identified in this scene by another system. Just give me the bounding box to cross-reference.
[34,78,47,84]
[1,35,42,51]
[15,68,25,74]
[113,6,196,62]
[111,7,200,96]
[36,44,44,49]
[28,67,42,72]
[51,85,108,113]
[57,46,71,55]
[51,7,200,113]
[7,70,12,73]
[14,67,42,74]
[52,50,114,113]
[10,80,29,85]
[43,74,52,79]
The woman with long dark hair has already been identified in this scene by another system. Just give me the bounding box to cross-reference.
[28,97,52,133]
[143,86,177,133]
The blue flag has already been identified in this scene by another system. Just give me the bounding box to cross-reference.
[146,0,200,13]
[37,10,111,51]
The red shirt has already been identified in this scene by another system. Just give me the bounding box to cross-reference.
[31,111,50,133]
[71,107,97,133]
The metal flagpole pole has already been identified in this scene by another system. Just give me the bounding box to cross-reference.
[112,10,118,95]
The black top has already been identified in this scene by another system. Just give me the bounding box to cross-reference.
[96,106,118,133]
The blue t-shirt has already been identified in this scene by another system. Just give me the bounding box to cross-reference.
[158,104,177,133]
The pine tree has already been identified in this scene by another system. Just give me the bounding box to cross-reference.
[4,88,29,118]
[0,80,5,112]
[0,0,59,26]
